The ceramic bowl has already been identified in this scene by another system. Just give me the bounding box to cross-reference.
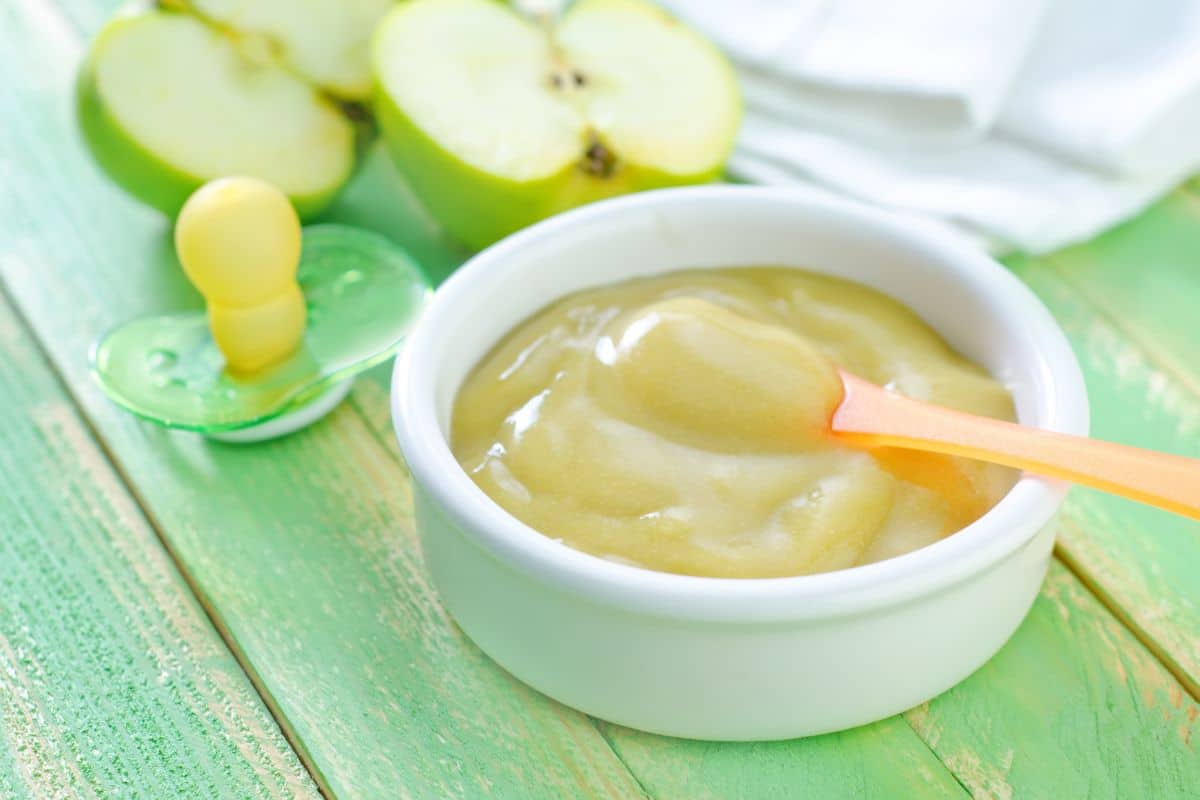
[391,186,1088,740]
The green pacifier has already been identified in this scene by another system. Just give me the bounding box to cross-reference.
[91,177,429,442]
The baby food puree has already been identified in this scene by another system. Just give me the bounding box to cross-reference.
[452,268,1017,578]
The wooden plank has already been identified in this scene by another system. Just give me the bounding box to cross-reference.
[348,379,972,800]
[352,355,1200,799]
[0,294,317,796]
[594,717,966,800]
[0,2,649,798]
[0,2,977,798]
[603,571,1200,800]
[341,183,1200,799]
[13,0,1200,797]
[907,562,1198,800]
[354,373,1200,800]
[1005,200,1200,695]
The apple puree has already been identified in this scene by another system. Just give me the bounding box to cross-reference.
[451,268,1017,578]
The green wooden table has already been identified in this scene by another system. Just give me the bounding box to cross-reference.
[2,1,1199,797]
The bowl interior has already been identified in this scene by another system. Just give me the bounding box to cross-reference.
[427,190,1075,435]
[396,186,1088,617]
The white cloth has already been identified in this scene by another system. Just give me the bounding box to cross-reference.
[661,0,1200,254]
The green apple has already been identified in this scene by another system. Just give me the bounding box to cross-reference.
[77,1,392,219]
[372,0,741,249]
[179,0,394,100]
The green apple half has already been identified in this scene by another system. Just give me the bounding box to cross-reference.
[77,1,392,219]
[373,0,741,249]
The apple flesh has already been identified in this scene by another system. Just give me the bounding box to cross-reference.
[77,2,390,219]
[180,0,394,100]
[372,0,741,249]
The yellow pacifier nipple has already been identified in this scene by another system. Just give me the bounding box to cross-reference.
[175,176,306,374]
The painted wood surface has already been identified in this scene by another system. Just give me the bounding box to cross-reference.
[356,353,1200,799]
[591,563,1200,800]
[0,9,649,799]
[906,562,1198,800]
[0,290,317,798]
[0,1,967,797]
[1,0,1198,797]
[350,379,971,799]
[1007,196,1200,698]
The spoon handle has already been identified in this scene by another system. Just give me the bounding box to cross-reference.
[831,372,1200,520]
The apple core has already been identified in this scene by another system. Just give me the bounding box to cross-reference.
[372,0,742,247]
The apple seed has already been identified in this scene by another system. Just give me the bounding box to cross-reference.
[582,139,616,178]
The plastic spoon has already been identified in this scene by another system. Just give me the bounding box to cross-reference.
[831,370,1200,520]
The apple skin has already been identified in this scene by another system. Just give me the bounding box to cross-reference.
[371,0,740,254]
[373,89,726,251]
[75,12,353,221]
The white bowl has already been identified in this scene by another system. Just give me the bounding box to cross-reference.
[391,186,1088,740]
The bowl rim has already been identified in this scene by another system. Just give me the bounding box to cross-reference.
[392,186,1089,622]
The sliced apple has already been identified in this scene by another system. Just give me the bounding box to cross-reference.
[372,0,741,248]
[182,0,395,99]
[78,7,360,219]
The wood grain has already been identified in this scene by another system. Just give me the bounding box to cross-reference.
[583,490,1200,800]
[5,0,1200,796]
[349,378,971,799]
[351,347,1200,799]
[1006,201,1200,697]
[613,570,1200,799]
[0,291,317,797]
[0,1,976,797]
[908,562,1198,800]
[0,2,641,798]
[596,717,968,800]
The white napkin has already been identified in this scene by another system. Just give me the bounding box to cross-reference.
[661,0,1200,254]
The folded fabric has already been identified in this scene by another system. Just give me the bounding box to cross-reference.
[661,0,1200,254]
[671,0,1047,145]
[998,0,1200,176]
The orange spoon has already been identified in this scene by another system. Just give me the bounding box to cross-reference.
[831,370,1200,520]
